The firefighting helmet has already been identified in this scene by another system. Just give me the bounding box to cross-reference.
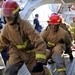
[2,0,20,17]
[59,17,62,22]
[58,14,62,22]
[51,13,57,16]
[73,16,75,20]
[47,14,60,25]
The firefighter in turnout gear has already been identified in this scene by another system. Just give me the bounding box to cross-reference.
[59,16,73,62]
[0,1,50,75]
[59,16,73,41]
[40,14,73,75]
[70,16,75,41]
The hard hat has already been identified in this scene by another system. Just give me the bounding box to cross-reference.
[51,13,57,16]
[59,17,62,21]
[47,14,60,25]
[73,16,75,20]
[58,14,62,22]
[2,0,20,17]
[58,16,62,22]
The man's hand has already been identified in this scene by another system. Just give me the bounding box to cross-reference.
[32,62,43,73]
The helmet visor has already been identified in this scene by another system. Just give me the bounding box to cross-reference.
[2,8,15,17]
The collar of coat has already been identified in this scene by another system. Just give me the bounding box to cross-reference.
[6,14,22,30]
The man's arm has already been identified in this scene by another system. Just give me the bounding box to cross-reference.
[0,25,10,52]
[65,32,73,61]
[33,19,36,28]
[23,20,46,72]
[24,20,46,63]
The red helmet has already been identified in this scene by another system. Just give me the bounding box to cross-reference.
[47,14,60,25]
[73,16,75,20]
[51,13,57,16]
[58,14,62,22]
[59,17,62,21]
[2,0,20,17]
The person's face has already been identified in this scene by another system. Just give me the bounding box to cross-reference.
[49,24,59,32]
[5,13,18,25]
[35,16,39,19]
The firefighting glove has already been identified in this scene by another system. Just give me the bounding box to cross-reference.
[65,47,72,54]
[32,62,43,73]
[65,48,73,62]
[69,53,73,62]
[47,45,53,51]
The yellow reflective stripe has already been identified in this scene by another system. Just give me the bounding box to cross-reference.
[48,42,55,46]
[72,40,74,45]
[49,70,53,75]
[71,26,75,29]
[68,28,71,31]
[16,45,25,49]
[71,31,75,34]
[12,7,20,14]
[47,67,53,75]
[0,48,3,52]
[36,54,46,59]
[24,40,29,47]
[16,40,28,49]
[25,49,35,53]
[58,68,66,72]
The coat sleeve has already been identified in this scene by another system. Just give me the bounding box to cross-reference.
[23,20,46,63]
[0,26,10,52]
[64,31,72,48]
[33,19,36,24]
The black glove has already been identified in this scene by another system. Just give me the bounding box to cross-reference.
[32,62,43,73]
[69,53,73,62]
[65,48,72,54]
[47,45,53,50]
[65,48,73,62]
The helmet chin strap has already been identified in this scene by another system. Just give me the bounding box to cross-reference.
[10,13,18,25]
[55,25,59,32]
[49,25,59,32]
